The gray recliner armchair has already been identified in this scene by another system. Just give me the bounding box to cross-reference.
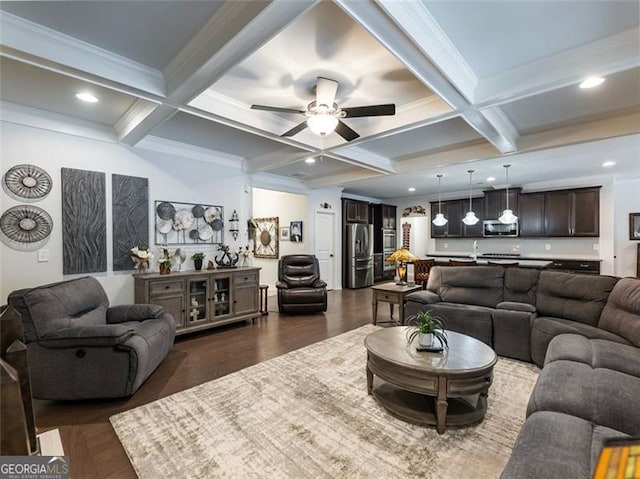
[276,254,327,314]
[8,276,175,400]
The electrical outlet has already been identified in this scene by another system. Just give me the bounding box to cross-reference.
[593,244,600,251]
[444,243,448,249]
[545,244,551,251]
[37,249,49,262]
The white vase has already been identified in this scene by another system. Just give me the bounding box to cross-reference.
[418,333,433,348]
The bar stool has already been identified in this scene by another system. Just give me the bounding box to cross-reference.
[259,284,269,315]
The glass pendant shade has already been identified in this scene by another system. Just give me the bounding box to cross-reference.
[433,213,448,226]
[462,211,479,225]
[432,174,448,226]
[307,114,338,135]
[499,164,519,224]
[461,169,479,225]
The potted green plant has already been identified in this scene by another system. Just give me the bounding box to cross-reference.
[191,252,205,271]
[406,310,448,349]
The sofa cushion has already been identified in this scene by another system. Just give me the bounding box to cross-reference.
[527,360,640,435]
[427,266,504,308]
[530,316,630,367]
[536,271,618,327]
[8,276,109,341]
[598,277,640,347]
[500,411,628,479]
[419,302,494,346]
[545,334,640,378]
[503,268,539,305]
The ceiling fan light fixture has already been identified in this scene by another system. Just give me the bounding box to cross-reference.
[307,114,338,136]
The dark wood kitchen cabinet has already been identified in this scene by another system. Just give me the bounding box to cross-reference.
[483,188,520,220]
[519,193,545,237]
[461,197,484,238]
[343,199,369,223]
[544,187,599,237]
[381,204,397,229]
[431,200,463,238]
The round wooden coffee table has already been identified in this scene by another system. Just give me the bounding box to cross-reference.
[365,327,497,434]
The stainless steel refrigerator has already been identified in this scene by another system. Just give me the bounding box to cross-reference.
[346,223,374,288]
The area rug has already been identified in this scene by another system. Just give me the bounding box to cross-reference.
[110,325,539,478]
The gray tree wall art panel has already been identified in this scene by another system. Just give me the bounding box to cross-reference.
[61,168,107,274]
[112,174,149,271]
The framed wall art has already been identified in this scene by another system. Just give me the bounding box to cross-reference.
[279,227,289,241]
[253,217,279,258]
[290,221,302,242]
[155,201,223,245]
[630,212,640,240]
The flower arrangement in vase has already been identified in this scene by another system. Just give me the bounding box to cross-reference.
[158,248,173,274]
[131,246,152,274]
[238,245,251,267]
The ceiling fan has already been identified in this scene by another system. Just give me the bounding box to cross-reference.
[251,76,395,142]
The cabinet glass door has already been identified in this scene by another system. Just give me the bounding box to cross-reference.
[187,278,208,324]
[213,277,231,318]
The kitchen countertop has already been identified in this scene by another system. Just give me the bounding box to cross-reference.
[424,255,553,269]
[425,253,602,262]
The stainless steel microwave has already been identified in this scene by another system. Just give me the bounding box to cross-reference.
[483,220,518,237]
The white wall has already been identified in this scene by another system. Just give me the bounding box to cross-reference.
[1,121,250,304]
[252,188,309,290]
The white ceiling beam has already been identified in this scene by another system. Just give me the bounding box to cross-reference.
[336,0,517,154]
[117,0,317,148]
[305,170,383,189]
[245,149,315,173]
[0,12,165,97]
[134,135,245,169]
[476,27,640,107]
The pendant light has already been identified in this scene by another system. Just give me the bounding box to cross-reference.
[432,174,448,226]
[499,164,518,224]
[462,169,479,225]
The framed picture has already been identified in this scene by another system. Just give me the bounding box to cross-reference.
[630,213,640,240]
[279,227,289,241]
[290,221,302,242]
[253,217,279,258]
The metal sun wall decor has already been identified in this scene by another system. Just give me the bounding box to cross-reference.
[61,168,107,274]
[3,164,52,201]
[253,217,279,259]
[112,174,149,271]
[0,205,53,247]
[155,200,224,245]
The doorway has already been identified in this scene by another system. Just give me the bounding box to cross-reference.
[315,210,336,290]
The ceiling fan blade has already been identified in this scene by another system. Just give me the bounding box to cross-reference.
[251,105,306,114]
[316,77,338,108]
[335,120,360,142]
[342,104,396,118]
[282,121,308,137]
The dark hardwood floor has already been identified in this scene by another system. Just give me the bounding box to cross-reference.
[34,288,374,479]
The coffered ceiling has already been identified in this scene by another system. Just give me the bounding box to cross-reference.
[1,0,638,199]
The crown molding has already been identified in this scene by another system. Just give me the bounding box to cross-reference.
[477,27,640,106]
[0,100,116,143]
[328,147,395,174]
[377,0,478,103]
[0,12,166,97]
[305,170,383,191]
[135,135,245,169]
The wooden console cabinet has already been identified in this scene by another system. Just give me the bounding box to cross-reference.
[134,267,260,335]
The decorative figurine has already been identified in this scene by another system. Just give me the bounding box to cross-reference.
[214,244,239,268]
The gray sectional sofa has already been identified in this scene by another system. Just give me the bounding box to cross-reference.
[403,267,640,478]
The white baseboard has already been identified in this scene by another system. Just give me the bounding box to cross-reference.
[37,429,64,456]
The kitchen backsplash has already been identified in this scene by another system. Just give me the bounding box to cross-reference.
[433,237,599,258]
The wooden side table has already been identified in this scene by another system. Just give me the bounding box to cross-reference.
[259,284,269,315]
[371,282,422,325]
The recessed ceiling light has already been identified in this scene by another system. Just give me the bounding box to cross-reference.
[75,92,99,103]
[602,160,616,167]
[579,76,605,89]
[408,187,416,192]
[486,176,496,182]
[304,158,316,164]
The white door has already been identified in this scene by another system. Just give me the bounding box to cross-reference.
[315,211,336,290]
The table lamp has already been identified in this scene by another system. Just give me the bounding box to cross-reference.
[386,247,419,285]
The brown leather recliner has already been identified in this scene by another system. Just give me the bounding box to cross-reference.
[276,255,327,314]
